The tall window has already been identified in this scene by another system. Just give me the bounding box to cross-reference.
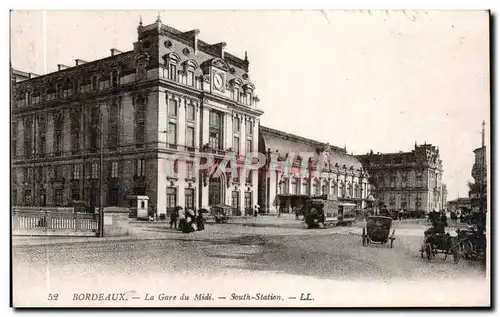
[72,165,80,180]
[73,79,80,94]
[169,64,177,81]
[54,165,64,180]
[313,183,320,196]
[91,163,99,179]
[401,194,407,209]
[389,195,396,208]
[23,116,33,158]
[37,114,47,156]
[90,107,100,152]
[244,192,252,213]
[135,159,145,177]
[187,70,194,86]
[291,182,298,195]
[135,97,146,147]
[390,173,396,188]
[233,88,239,101]
[168,123,177,148]
[54,189,63,206]
[246,120,253,135]
[108,104,119,150]
[233,117,240,132]
[186,127,195,148]
[232,191,240,215]
[233,136,240,154]
[169,99,178,117]
[70,110,80,154]
[24,189,32,206]
[166,187,177,213]
[246,170,253,184]
[91,75,99,91]
[111,70,119,87]
[12,121,17,158]
[187,104,195,121]
[53,111,63,156]
[208,111,222,150]
[246,139,252,153]
[186,161,194,179]
[110,161,119,178]
[185,188,194,210]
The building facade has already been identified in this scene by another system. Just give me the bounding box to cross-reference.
[356,144,445,214]
[258,126,370,214]
[11,17,263,217]
[447,197,471,213]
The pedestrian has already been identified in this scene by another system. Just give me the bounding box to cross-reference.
[169,207,179,229]
[293,206,299,220]
[398,209,404,221]
[196,210,205,231]
[254,205,259,217]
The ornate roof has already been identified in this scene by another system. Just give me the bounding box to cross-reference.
[260,126,363,170]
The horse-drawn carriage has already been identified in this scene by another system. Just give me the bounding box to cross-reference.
[361,216,396,248]
[420,231,460,264]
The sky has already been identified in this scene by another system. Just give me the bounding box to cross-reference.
[9,10,490,200]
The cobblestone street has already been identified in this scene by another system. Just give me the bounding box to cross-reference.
[12,219,488,307]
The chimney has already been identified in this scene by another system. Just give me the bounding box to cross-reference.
[57,64,70,71]
[110,48,122,56]
[194,29,200,55]
[75,59,87,66]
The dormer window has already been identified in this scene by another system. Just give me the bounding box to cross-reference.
[56,83,63,98]
[187,70,194,86]
[111,70,119,88]
[25,91,31,105]
[74,79,80,93]
[91,75,98,91]
[168,64,176,81]
[164,53,181,82]
[233,88,239,101]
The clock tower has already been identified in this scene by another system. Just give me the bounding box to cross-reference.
[202,57,229,96]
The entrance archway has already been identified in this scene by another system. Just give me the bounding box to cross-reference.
[208,170,226,207]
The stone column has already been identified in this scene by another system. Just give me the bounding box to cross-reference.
[158,90,168,148]
[121,94,135,151]
[156,158,167,217]
[268,170,277,214]
[201,106,210,148]
[240,115,246,155]
[194,102,201,149]
[46,112,54,155]
[252,118,259,154]
[178,96,186,147]
[225,112,233,151]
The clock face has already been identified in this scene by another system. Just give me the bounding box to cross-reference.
[213,72,224,91]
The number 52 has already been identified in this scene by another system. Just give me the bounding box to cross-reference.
[48,293,59,301]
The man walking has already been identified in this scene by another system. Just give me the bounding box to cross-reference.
[169,207,178,229]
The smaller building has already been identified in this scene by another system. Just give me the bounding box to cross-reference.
[356,143,445,215]
[258,126,370,214]
[447,197,471,213]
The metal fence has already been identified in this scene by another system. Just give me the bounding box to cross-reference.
[12,207,99,236]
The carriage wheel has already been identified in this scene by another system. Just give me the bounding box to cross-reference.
[362,228,366,246]
[425,243,433,262]
[304,222,310,229]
